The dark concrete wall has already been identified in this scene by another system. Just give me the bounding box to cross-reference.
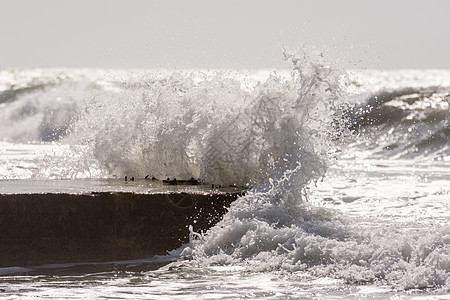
[0,192,238,267]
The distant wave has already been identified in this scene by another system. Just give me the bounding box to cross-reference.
[345,86,449,159]
[0,83,50,105]
[0,80,81,142]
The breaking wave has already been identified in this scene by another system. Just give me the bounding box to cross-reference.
[182,187,450,290]
[0,52,344,186]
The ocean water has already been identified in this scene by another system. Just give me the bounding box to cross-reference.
[0,53,449,299]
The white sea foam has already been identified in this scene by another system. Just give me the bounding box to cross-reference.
[13,51,341,185]
[181,157,450,291]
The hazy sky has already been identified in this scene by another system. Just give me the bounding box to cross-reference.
[1,0,449,69]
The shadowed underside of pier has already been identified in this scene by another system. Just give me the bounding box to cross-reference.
[0,192,239,268]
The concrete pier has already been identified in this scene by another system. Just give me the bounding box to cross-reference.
[0,191,239,267]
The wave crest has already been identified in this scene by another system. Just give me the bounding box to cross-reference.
[56,52,344,186]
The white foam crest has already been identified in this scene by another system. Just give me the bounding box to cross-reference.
[183,188,450,290]
[62,71,250,180]
[59,51,343,184]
